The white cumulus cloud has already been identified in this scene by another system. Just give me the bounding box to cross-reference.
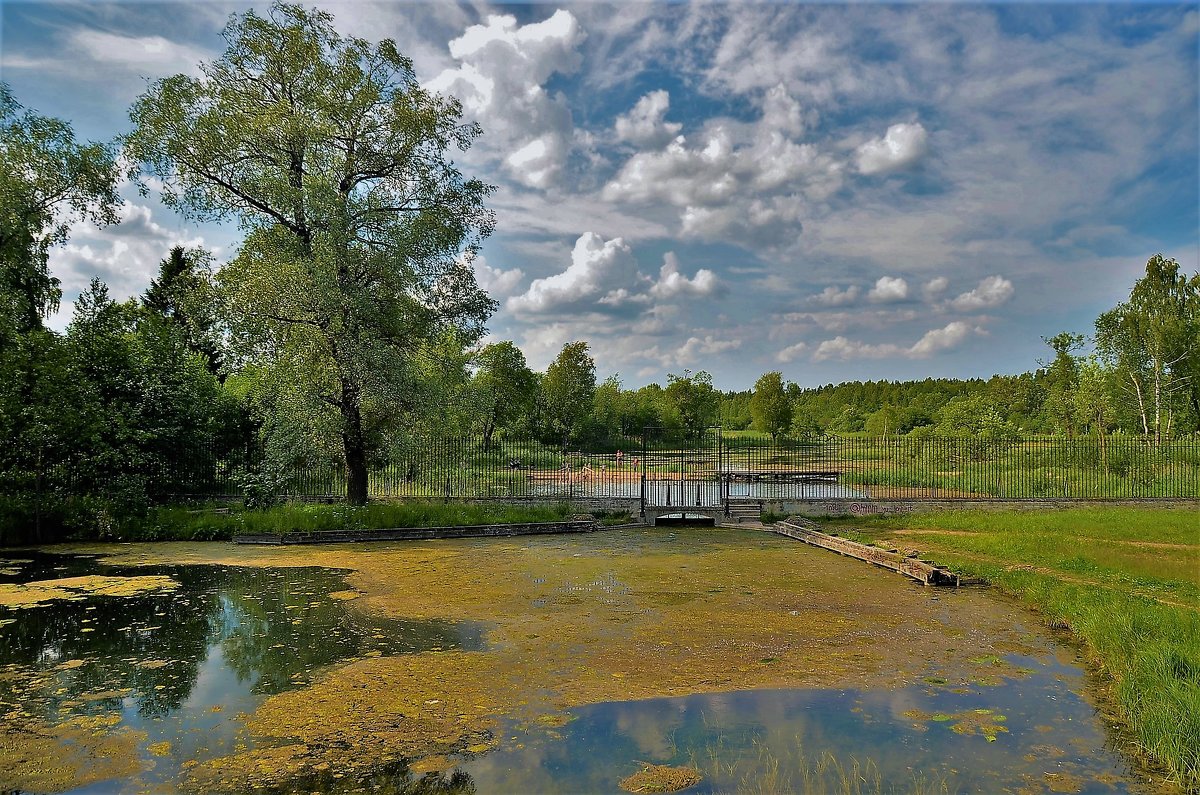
[810,285,860,306]
[812,321,977,361]
[427,10,585,189]
[471,255,524,297]
[908,321,975,356]
[676,334,741,364]
[614,90,682,147]
[867,276,909,303]
[777,341,808,362]
[923,276,950,300]
[949,275,1015,311]
[507,232,644,314]
[507,235,725,317]
[649,252,720,298]
[602,85,842,246]
[856,122,929,175]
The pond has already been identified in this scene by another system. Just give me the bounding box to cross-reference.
[0,528,1170,794]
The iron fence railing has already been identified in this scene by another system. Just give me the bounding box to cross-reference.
[11,431,1199,504]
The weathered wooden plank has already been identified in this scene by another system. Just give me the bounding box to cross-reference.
[771,519,968,586]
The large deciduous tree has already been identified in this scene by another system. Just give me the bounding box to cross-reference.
[540,341,596,449]
[471,341,535,450]
[0,85,120,534]
[125,4,496,503]
[750,371,793,440]
[1095,255,1199,442]
[663,370,719,440]
[1041,332,1086,437]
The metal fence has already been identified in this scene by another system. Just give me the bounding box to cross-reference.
[154,431,1200,503]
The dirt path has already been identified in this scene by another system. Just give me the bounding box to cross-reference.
[888,528,1197,551]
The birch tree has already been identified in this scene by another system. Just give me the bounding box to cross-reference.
[1095,255,1199,443]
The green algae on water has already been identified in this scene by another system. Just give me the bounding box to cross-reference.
[0,574,178,608]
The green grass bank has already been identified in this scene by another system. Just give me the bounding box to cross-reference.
[824,507,1199,791]
[92,501,579,542]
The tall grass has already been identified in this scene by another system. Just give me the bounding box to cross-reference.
[829,507,1200,790]
[114,500,577,542]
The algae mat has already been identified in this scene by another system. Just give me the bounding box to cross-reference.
[40,528,1057,791]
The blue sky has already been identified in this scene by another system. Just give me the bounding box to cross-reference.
[2,1,1197,390]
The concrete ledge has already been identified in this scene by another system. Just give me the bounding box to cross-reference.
[232,519,599,545]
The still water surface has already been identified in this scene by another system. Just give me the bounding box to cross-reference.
[0,548,1148,794]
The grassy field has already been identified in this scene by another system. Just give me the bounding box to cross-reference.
[823,507,1200,791]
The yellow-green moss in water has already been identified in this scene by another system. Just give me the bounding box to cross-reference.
[56,530,1066,791]
[0,574,178,608]
[902,707,1010,742]
[619,763,703,793]
[0,712,145,793]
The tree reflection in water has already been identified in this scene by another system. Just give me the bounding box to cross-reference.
[0,553,485,792]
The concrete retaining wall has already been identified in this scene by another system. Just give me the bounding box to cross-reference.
[768,497,1199,517]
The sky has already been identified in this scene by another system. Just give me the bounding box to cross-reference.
[2,1,1197,391]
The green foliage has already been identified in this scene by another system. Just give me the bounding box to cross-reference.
[125,2,496,503]
[472,341,536,448]
[718,390,753,430]
[750,371,793,440]
[1041,332,1086,437]
[143,246,225,379]
[1095,255,1200,441]
[116,500,576,541]
[662,370,719,439]
[540,341,596,447]
[0,269,244,544]
[0,83,120,338]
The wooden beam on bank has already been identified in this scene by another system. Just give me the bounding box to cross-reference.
[771,518,976,587]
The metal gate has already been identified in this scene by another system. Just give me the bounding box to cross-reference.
[640,427,724,511]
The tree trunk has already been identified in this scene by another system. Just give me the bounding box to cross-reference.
[482,416,495,452]
[340,381,369,505]
[1130,372,1150,437]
